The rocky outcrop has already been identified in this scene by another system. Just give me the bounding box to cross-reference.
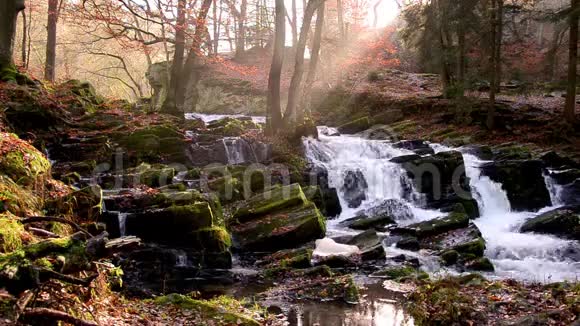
[341,170,368,208]
[393,140,434,156]
[303,165,342,217]
[340,199,412,230]
[230,184,325,251]
[520,206,580,241]
[337,117,370,134]
[397,151,480,218]
[480,159,551,211]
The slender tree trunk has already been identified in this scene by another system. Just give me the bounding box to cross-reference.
[267,0,286,133]
[457,26,466,97]
[235,0,247,58]
[292,0,298,47]
[487,0,498,129]
[213,0,219,55]
[373,0,382,29]
[175,0,213,114]
[283,0,324,125]
[301,2,325,118]
[565,0,579,123]
[0,0,26,69]
[495,0,503,93]
[337,0,345,41]
[435,0,451,96]
[162,0,187,115]
[44,0,59,82]
[21,10,27,67]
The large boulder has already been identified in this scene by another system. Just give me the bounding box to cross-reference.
[233,183,307,222]
[303,165,342,217]
[346,230,385,261]
[398,151,479,218]
[480,160,551,211]
[231,202,325,251]
[392,140,434,156]
[337,117,370,134]
[520,206,580,241]
[0,132,51,188]
[393,212,470,239]
[341,170,368,208]
[339,199,412,230]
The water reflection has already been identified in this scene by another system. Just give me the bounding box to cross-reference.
[287,282,413,326]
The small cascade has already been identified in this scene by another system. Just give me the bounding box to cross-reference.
[175,250,189,267]
[222,137,252,165]
[544,172,565,207]
[185,113,266,124]
[118,213,128,237]
[304,130,580,282]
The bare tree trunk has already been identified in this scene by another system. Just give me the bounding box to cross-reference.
[487,0,498,129]
[44,0,59,82]
[213,0,219,55]
[435,0,451,96]
[292,0,298,47]
[457,26,466,97]
[267,0,286,133]
[0,0,25,69]
[373,0,382,28]
[565,0,579,123]
[162,0,187,116]
[175,0,213,114]
[233,0,248,59]
[283,0,324,125]
[337,0,345,41]
[300,2,325,119]
[495,0,503,93]
[21,10,27,67]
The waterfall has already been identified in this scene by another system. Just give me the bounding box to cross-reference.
[304,131,580,282]
[544,172,565,207]
[118,213,128,237]
[223,137,251,165]
[175,250,188,267]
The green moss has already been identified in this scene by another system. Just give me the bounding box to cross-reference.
[372,266,417,280]
[0,176,40,216]
[0,214,24,253]
[191,227,232,252]
[154,294,260,326]
[233,183,308,222]
[167,202,215,229]
[337,117,371,134]
[0,133,51,188]
[407,212,470,239]
[467,257,494,272]
[453,238,485,257]
[440,250,459,266]
[344,276,360,304]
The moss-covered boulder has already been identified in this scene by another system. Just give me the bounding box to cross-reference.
[48,185,103,221]
[260,248,313,270]
[520,207,580,240]
[0,212,26,253]
[0,176,41,216]
[231,202,325,251]
[337,117,370,134]
[395,212,470,239]
[99,163,176,189]
[205,117,261,137]
[480,159,551,211]
[346,230,385,261]
[153,294,261,326]
[233,183,308,223]
[127,202,217,246]
[0,132,51,188]
[119,125,187,165]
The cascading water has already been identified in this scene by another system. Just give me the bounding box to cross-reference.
[118,213,128,237]
[305,130,580,282]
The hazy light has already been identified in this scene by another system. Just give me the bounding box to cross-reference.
[366,0,400,28]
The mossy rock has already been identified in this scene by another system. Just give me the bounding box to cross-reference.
[520,207,580,241]
[0,132,51,188]
[337,117,371,134]
[371,266,417,280]
[233,183,308,223]
[0,65,33,85]
[153,294,261,326]
[0,212,25,253]
[466,257,494,272]
[231,202,325,251]
[453,237,485,257]
[401,212,470,239]
[0,176,41,216]
[262,248,313,269]
[190,227,232,252]
[294,275,360,304]
[440,250,459,266]
[48,185,103,221]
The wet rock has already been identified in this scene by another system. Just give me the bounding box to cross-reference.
[319,126,340,137]
[231,201,325,251]
[466,257,494,272]
[341,170,368,208]
[389,154,421,164]
[396,237,420,251]
[394,212,470,239]
[393,140,434,155]
[340,214,395,230]
[480,160,551,211]
[520,206,580,241]
[347,230,385,261]
[303,165,342,217]
[260,248,313,269]
[398,151,479,218]
[440,250,459,266]
[462,145,493,160]
[491,143,532,161]
[337,116,371,134]
[233,183,308,223]
[561,180,580,206]
[539,151,578,169]
[548,169,580,185]
[48,185,103,221]
[303,185,341,218]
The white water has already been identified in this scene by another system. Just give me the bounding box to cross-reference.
[185,113,266,124]
[118,213,128,237]
[305,131,580,282]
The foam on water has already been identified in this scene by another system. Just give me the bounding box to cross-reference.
[304,131,580,282]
